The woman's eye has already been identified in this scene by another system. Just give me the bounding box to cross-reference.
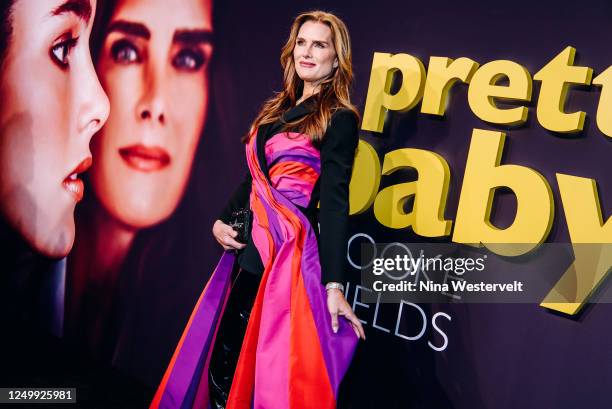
[110,39,141,64]
[172,48,206,71]
[50,36,78,69]
[296,39,304,46]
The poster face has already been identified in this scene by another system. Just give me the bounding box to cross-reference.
[1,0,610,408]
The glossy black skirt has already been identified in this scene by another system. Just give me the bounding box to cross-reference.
[208,265,261,409]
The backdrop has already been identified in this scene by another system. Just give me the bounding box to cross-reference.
[207,1,612,408]
[1,1,610,408]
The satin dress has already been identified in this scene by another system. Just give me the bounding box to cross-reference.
[151,128,358,409]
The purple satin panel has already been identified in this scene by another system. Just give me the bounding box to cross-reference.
[255,135,358,396]
[261,178,358,394]
[264,132,321,208]
[157,252,235,409]
[267,153,321,174]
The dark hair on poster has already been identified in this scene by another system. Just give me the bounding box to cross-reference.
[0,0,15,67]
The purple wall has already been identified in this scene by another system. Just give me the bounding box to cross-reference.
[208,1,612,408]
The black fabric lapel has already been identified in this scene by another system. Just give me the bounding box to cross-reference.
[256,99,316,183]
[267,101,316,136]
[256,123,273,184]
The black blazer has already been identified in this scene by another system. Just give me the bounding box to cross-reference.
[218,98,359,285]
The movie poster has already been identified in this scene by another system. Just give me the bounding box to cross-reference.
[0,0,610,408]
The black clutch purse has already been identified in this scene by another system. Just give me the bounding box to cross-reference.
[228,208,252,244]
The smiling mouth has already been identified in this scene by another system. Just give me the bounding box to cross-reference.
[119,144,171,172]
[62,157,92,202]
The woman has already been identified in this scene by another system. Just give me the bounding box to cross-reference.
[65,0,214,371]
[152,11,365,409]
[0,0,109,337]
[0,0,109,395]
[0,0,109,259]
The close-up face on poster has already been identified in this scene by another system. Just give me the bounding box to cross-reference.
[0,0,610,408]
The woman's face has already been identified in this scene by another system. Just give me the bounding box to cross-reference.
[0,0,109,258]
[92,0,213,229]
[293,21,338,87]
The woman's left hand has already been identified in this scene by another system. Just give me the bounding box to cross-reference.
[326,288,366,340]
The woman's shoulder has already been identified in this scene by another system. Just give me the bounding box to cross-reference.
[322,108,359,148]
[330,107,359,127]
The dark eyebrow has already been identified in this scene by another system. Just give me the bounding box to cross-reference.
[173,29,214,45]
[52,0,92,24]
[106,20,151,40]
[296,37,329,46]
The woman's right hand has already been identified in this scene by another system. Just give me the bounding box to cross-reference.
[213,219,247,251]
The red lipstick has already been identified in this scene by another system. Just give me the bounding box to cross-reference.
[63,157,92,202]
[119,144,171,172]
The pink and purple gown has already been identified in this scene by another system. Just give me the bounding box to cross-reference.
[150,128,358,409]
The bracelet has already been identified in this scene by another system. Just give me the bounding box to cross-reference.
[325,282,345,292]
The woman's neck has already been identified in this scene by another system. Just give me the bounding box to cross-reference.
[299,81,321,104]
[73,202,136,276]
[66,200,137,349]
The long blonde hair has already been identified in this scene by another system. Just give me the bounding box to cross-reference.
[244,11,359,144]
